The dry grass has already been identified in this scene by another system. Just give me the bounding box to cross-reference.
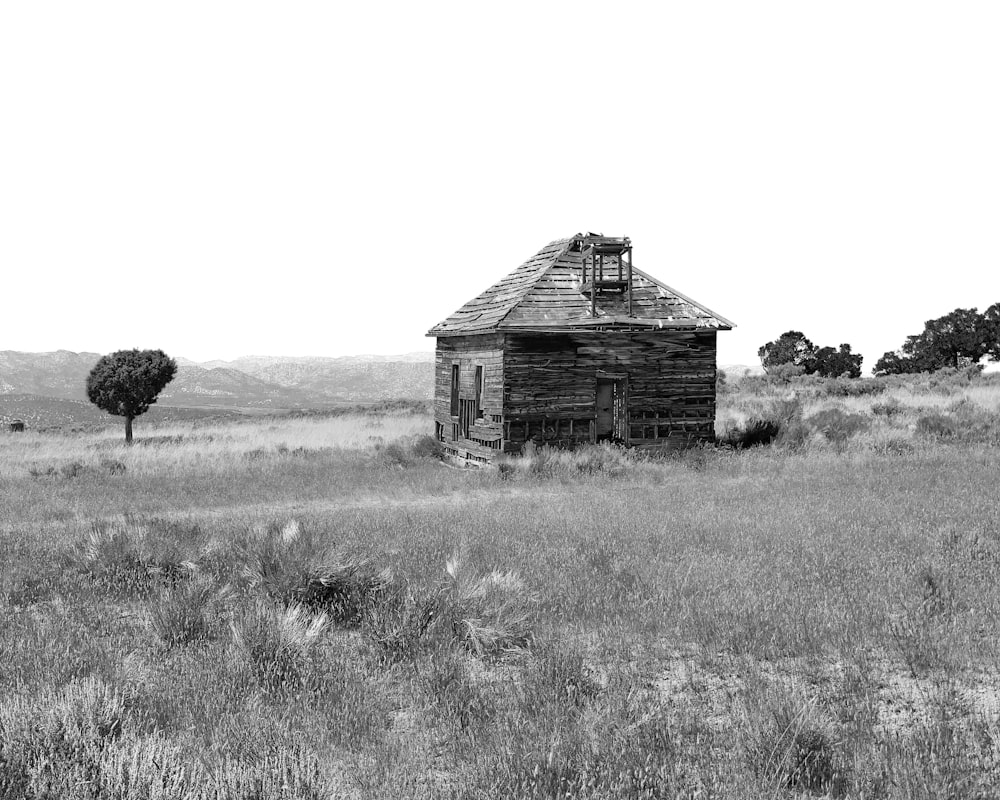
[2,373,1000,796]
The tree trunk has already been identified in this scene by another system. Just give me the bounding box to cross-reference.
[125,415,133,444]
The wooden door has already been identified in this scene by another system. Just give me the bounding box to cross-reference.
[596,376,627,442]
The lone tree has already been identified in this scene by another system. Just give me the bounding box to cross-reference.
[875,307,997,374]
[86,349,177,443]
[758,331,864,377]
[758,331,816,374]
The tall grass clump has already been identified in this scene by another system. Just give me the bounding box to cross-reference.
[76,517,196,596]
[242,519,392,626]
[361,555,537,663]
[443,555,536,659]
[520,642,601,710]
[741,688,842,793]
[362,583,442,664]
[146,574,229,648]
[229,601,328,691]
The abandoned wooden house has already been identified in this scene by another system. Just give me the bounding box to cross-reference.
[426,234,735,462]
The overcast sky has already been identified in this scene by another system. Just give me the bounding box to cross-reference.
[2,2,998,371]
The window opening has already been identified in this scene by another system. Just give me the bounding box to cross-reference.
[474,365,484,418]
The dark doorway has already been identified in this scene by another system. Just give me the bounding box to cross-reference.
[595,375,627,442]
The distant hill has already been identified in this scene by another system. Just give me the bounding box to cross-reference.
[0,350,101,401]
[202,355,434,402]
[719,363,765,377]
[159,366,317,408]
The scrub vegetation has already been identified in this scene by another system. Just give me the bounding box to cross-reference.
[2,374,1000,798]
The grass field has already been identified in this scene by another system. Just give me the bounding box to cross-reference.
[2,373,999,798]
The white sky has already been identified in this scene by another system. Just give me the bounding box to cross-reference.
[2,2,999,372]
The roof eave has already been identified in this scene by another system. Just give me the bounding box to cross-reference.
[427,327,499,337]
[497,319,732,332]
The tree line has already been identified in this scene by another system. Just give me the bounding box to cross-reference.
[759,304,1000,377]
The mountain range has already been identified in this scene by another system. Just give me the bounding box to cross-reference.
[0,350,435,429]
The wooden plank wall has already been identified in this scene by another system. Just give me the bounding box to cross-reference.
[503,331,717,453]
[434,334,505,459]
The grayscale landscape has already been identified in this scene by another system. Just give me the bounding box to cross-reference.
[4,2,1000,797]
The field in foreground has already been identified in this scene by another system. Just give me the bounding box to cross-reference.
[1,377,1000,798]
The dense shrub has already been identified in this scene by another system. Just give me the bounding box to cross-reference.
[927,365,988,391]
[807,408,870,445]
[822,377,887,397]
[869,433,915,456]
[716,369,728,393]
[60,460,86,479]
[27,460,97,479]
[376,433,444,466]
[775,418,813,449]
[720,418,782,448]
[915,412,960,439]
[871,397,905,417]
[99,458,127,475]
[409,433,444,460]
[914,402,1000,444]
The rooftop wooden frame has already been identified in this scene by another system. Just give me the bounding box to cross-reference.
[580,235,633,318]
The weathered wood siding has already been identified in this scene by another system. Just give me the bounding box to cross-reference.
[502,331,717,453]
[434,334,504,461]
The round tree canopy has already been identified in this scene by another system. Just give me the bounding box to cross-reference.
[86,349,177,421]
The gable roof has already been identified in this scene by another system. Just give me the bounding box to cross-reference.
[427,235,734,336]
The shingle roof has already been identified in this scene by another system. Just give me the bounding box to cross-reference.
[427,235,734,336]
